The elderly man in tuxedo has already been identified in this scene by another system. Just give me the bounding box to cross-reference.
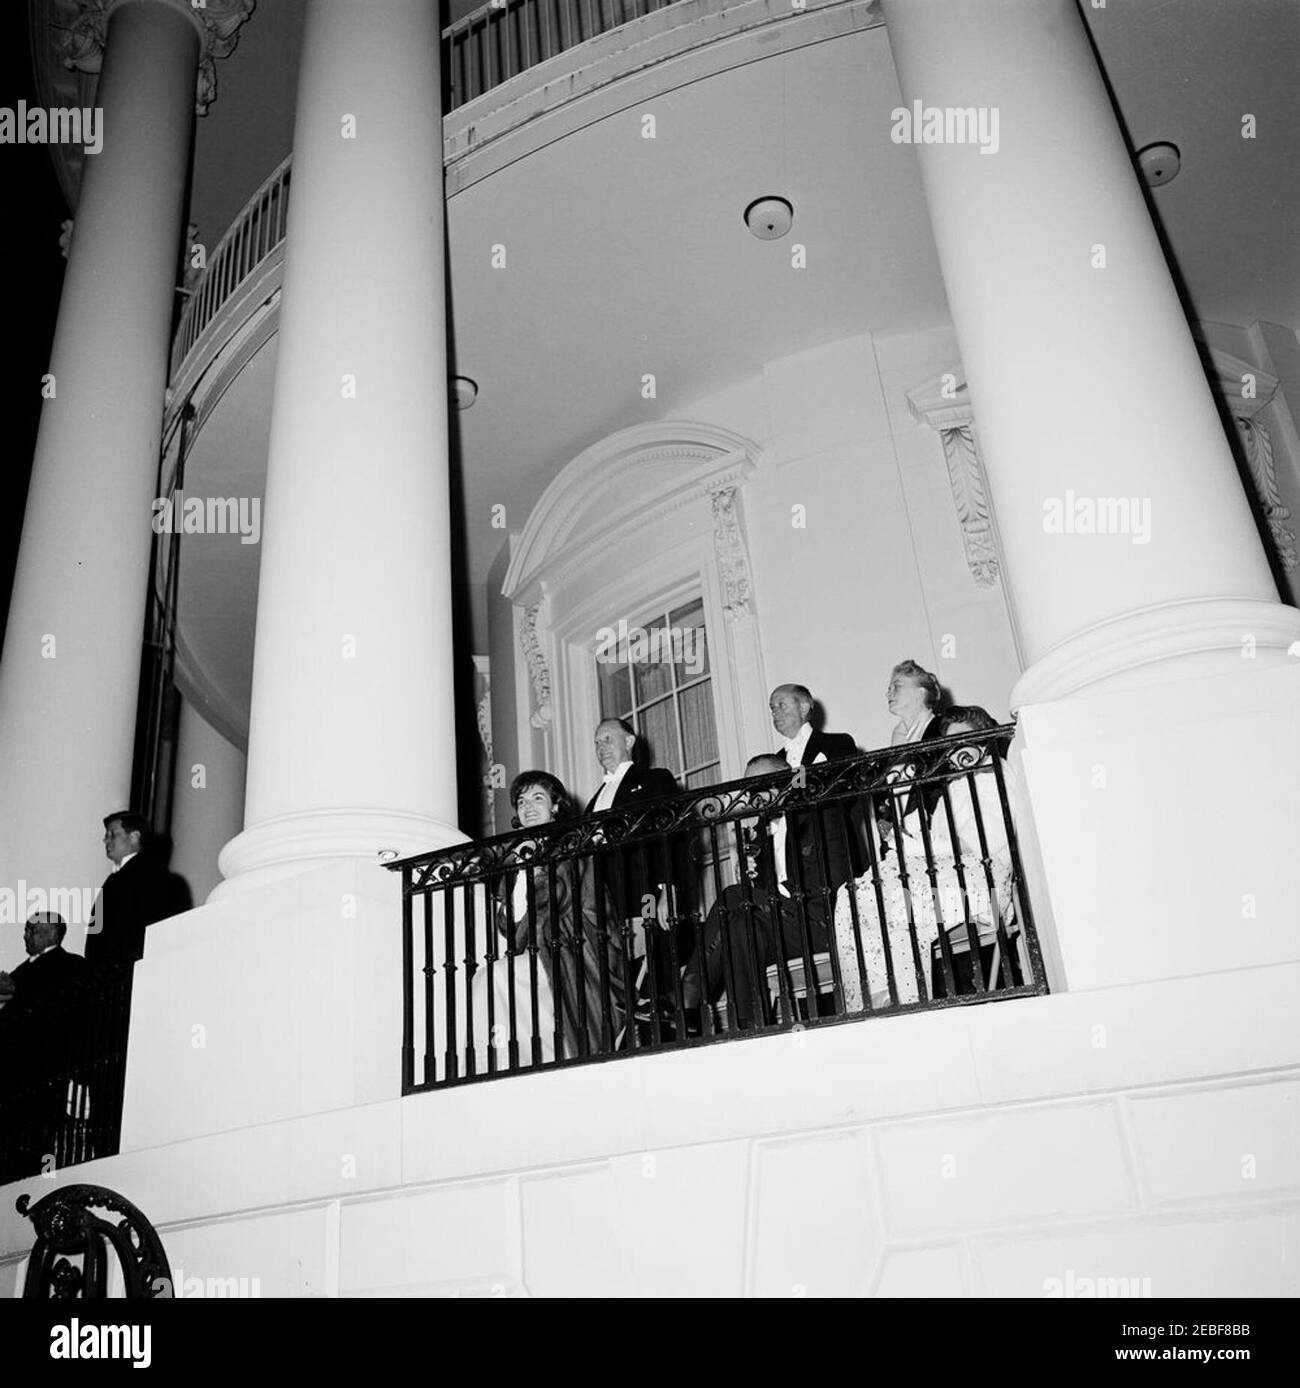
[585,719,679,815]
[585,719,686,1025]
[768,683,858,768]
[86,811,190,966]
[0,913,93,1174]
[682,752,854,1029]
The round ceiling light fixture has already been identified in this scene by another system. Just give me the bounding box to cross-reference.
[744,196,794,240]
[452,375,478,410]
[1135,141,1180,188]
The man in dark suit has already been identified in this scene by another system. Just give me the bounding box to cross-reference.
[0,913,92,1175]
[682,753,852,1029]
[85,811,190,965]
[585,719,685,1026]
[585,719,680,816]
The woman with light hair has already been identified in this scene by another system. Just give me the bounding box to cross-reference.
[834,705,1017,1010]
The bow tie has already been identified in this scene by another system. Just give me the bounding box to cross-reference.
[603,771,617,784]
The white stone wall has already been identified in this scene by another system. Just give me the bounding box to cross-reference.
[5,962,1296,1297]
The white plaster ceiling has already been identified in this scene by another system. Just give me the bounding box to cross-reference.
[165,0,1299,737]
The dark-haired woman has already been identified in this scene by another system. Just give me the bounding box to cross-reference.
[467,771,626,1069]
[833,706,1017,1009]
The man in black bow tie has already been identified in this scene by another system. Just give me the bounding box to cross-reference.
[85,811,190,966]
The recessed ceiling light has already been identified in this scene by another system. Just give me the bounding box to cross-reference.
[744,196,794,240]
[1135,142,1180,188]
[452,376,478,409]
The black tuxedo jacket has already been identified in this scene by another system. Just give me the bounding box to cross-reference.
[585,765,683,920]
[6,946,88,1015]
[786,729,859,767]
[86,852,190,966]
[782,727,862,881]
[584,765,680,815]
[0,947,92,1095]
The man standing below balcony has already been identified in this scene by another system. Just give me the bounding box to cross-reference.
[86,812,190,966]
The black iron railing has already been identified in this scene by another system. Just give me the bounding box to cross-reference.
[0,966,132,1185]
[392,727,1047,1092]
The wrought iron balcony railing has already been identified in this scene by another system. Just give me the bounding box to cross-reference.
[391,727,1048,1093]
[170,0,685,383]
[0,966,133,1187]
[445,0,682,109]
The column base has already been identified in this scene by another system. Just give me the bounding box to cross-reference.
[212,808,464,899]
[1011,597,1300,709]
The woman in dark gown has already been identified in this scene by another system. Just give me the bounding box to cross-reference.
[480,771,628,1065]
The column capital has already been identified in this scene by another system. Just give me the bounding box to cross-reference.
[52,0,256,115]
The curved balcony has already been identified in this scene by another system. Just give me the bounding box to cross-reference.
[166,0,880,400]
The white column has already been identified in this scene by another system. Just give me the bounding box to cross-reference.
[170,698,247,905]
[880,0,1300,707]
[0,0,203,918]
[216,0,462,893]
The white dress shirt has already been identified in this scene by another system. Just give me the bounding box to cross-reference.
[781,722,825,767]
[893,711,934,746]
[593,759,633,812]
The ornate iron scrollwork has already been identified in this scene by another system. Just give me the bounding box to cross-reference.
[17,1183,173,1300]
[394,729,1016,891]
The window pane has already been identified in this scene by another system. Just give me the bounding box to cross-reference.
[669,597,710,683]
[679,680,718,771]
[638,697,681,778]
[686,763,721,790]
[597,657,631,720]
[632,614,673,704]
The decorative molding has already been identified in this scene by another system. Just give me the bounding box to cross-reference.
[1196,342,1278,421]
[710,486,754,621]
[939,425,1000,588]
[502,421,759,604]
[53,0,256,116]
[518,603,552,730]
[1196,342,1295,575]
[1236,417,1298,572]
[905,364,973,432]
[1011,597,1300,709]
[905,366,1000,588]
[472,654,496,836]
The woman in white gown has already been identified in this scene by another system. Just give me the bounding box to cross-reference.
[833,706,1017,1010]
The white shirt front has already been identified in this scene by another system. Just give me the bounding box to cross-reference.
[895,711,934,745]
[593,760,633,812]
[781,722,821,767]
[769,818,791,897]
[111,850,138,874]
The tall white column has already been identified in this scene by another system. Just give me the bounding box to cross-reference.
[880,0,1300,706]
[170,697,247,906]
[216,0,463,893]
[0,0,203,928]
